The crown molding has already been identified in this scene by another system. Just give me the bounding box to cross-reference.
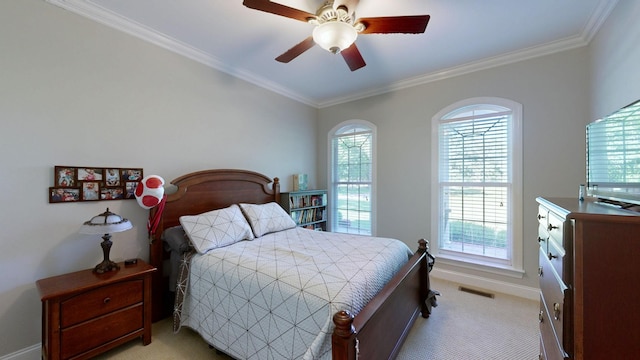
[45,0,617,109]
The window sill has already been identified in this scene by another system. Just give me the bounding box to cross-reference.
[435,253,525,279]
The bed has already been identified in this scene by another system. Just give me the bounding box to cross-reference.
[148,169,437,360]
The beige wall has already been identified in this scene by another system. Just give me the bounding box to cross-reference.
[589,0,640,117]
[0,0,316,355]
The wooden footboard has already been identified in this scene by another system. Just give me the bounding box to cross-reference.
[332,239,436,360]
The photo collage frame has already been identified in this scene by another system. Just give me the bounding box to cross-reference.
[49,166,143,203]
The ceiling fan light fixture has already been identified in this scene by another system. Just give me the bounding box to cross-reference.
[312,21,357,54]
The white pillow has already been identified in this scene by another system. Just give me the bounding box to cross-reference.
[179,204,254,254]
[239,202,297,237]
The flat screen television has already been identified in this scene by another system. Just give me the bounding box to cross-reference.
[586,99,640,207]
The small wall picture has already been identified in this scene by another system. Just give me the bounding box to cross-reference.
[105,168,121,186]
[125,181,138,199]
[55,167,76,187]
[82,182,100,201]
[122,168,142,182]
[101,187,124,200]
[78,168,103,181]
[49,187,80,203]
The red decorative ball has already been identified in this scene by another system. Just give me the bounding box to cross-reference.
[135,175,165,209]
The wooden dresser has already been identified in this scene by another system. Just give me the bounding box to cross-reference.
[536,197,640,359]
[36,259,156,360]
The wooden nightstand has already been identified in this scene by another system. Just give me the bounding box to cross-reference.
[36,259,156,360]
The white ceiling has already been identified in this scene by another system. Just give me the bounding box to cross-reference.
[46,0,617,107]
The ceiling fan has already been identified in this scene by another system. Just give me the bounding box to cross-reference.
[242,0,430,71]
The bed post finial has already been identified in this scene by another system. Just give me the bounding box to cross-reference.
[273,177,281,202]
[417,238,429,253]
[332,310,356,359]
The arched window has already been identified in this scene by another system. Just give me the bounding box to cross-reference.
[432,98,523,274]
[329,120,376,235]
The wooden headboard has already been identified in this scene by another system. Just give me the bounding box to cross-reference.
[148,169,280,321]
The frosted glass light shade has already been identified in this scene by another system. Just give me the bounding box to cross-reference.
[80,208,132,234]
[313,21,358,54]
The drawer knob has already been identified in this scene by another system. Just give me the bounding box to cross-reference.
[538,267,543,277]
[553,303,561,320]
[537,237,545,243]
[538,311,544,323]
[538,214,546,220]
[548,252,557,260]
[103,297,111,304]
[547,224,558,231]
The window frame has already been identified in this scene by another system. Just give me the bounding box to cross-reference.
[328,120,377,235]
[431,97,524,277]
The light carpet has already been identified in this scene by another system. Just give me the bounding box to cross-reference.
[95,278,539,360]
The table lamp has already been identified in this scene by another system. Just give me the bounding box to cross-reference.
[80,208,132,273]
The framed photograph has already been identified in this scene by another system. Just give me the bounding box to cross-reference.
[55,166,76,187]
[78,168,103,181]
[101,187,125,200]
[105,168,121,187]
[82,182,100,201]
[122,168,143,182]
[49,187,80,203]
[125,181,138,199]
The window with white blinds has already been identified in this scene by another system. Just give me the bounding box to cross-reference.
[432,99,523,272]
[330,122,375,235]
[587,101,640,186]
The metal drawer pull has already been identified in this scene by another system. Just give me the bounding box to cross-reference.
[538,214,546,220]
[553,303,561,320]
[538,237,545,243]
[548,224,558,231]
[538,267,543,276]
[103,297,111,304]
[548,252,557,260]
[539,311,544,323]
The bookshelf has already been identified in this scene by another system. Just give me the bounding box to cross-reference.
[279,190,327,231]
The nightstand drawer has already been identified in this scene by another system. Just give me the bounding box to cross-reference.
[61,279,143,327]
[60,304,143,359]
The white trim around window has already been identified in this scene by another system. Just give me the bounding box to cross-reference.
[431,97,524,278]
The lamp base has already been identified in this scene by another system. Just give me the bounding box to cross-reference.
[93,233,119,273]
[94,260,120,274]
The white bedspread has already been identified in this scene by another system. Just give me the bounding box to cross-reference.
[176,227,412,360]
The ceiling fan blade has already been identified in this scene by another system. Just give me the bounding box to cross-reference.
[243,0,316,22]
[275,36,316,63]
[341,43,366,71]
[357,15,430,34]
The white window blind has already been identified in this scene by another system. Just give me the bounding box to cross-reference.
[438,108,512,261]
[332,124,373,235]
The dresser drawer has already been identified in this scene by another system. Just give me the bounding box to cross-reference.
[539,248,568,355]
[61,279,143,327]
[546,238,566,281]
[539,297,567,360]
[538,205,549,226]
[60,304,143,359]
[547,211,565,249]
[538,223,549,251]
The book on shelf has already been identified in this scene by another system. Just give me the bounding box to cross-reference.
[292,174,308,191]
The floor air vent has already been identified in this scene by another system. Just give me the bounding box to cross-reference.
[458,286,495,299]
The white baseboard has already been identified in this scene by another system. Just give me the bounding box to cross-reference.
[0,344,40,360]
[431,267,540,301]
